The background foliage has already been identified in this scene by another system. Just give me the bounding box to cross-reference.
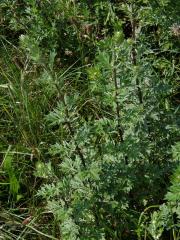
[0,0,180,239]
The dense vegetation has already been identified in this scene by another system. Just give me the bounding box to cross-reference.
[0,0,180,239]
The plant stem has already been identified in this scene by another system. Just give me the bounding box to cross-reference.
[112,51,124,143]
[131,4,143,104]
[55,84,86,168]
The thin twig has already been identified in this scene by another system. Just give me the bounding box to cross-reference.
[112,52,124,142]
[55,84,86,168]
[131,4,143,104]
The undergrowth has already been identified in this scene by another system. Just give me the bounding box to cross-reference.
[0,0,180,239]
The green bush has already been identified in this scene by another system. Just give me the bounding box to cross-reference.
[0,0,179,239]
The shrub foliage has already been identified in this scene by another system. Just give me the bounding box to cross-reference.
[0,0,179,239]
